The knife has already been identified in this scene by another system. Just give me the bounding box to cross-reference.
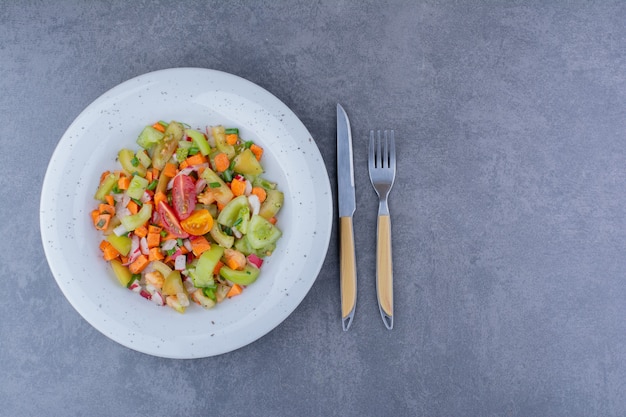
[337,103,357,331]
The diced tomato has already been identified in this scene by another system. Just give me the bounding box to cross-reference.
[181,209,213,236]
[158,201,189,238]
[172,174,196,220]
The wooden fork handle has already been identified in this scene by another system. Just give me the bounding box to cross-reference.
[340,216,357,330]
[376,214,393,329]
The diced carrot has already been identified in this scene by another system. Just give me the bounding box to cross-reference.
[153,191,167,209]
[91,209,100,225]
[128,255,149,274]
[213,260,225,276]
[118,176,131,190]
[162,162,177,178]
[251,187,267,203]
[152,122,166,132]
[224,249,246,271]
[146,232,161,248]
[250,144,263,161]
[213,153,230,172]
[99,170,111,184]
[100,240,120,261]
[269,217,277,225]
[217,201,226,212]
[134,225,148,238]
[94,214,112,231]
[99,203,116,215]
[104,194,115,206]
[230,178,246,196]
[148,225,162,234]
[227,284,243,298]
[179,160,189,170]
[145,170,153,182]
[190,235,211,256]
[225,133,238,145]
[152,168,160,180]
[127,200,139,215]
[148,247,164,261]
[185,153,207,166]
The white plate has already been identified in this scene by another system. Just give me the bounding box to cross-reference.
[40,68,333,358]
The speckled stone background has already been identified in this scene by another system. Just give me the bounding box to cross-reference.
[2,1,626,416]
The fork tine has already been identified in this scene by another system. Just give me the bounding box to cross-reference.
[389,130,396,169]
[383,130,389,168]
[377,130,382,168]
[369,130,375,170]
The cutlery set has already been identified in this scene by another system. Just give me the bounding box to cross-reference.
[337,104,396,331]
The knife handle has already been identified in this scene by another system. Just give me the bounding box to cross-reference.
[376,214,393,329]
[340,216,357,331]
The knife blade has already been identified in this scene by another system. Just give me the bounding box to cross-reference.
[337,103,357,331]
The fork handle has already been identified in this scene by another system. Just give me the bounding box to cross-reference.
[340,216,357,331]
[376,214,393,329]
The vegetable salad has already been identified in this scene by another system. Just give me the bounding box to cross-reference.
[91,121,284,313]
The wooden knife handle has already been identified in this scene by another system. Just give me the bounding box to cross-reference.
[376,214,393,329]
[340,216,357,330]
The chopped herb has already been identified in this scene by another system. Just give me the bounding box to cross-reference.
[223,226,233,236]
[177,238,184,247]
[131,197,143,206]
[188,146,200,156]
[160,230,168,238]
[147,180,158,191]
[225,128,239,135]
[96,219,106,228]
[209,182,221,188]
[203,287,217,300]
[233,218,243,227]
[130,156,139,167]
[166,248,176,256]
[222,169,233,182]
[112,185,121,194]
[244,140,254,149]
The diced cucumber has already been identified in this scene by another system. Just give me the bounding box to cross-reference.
[201,167,234,206]
[152,121,184,169]
[118,149,147,177]
[185,128,211,156]
[126,175,149,200]
[191,289,216,309]
[135,149,152,168]
[232,148,263,176]
[209,221,234,249]
[151,260,172,278]
[120,203,152,231]
[193,245,225,288]
[136,125,164,149]
[219,264,260,286]
[94,172,119,201]
[234,235,254,255]
[258,189,284,219]
[252,176,276,190]
[212,125,235,159]
[162,270,187,296]
[106,234,132,256]
[110,259,132,287]
[217,195,249,228]
[247,214,282,249]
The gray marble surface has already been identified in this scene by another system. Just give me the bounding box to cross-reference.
[2,1,626,416]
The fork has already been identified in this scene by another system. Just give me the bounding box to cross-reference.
[368,130,396,330]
